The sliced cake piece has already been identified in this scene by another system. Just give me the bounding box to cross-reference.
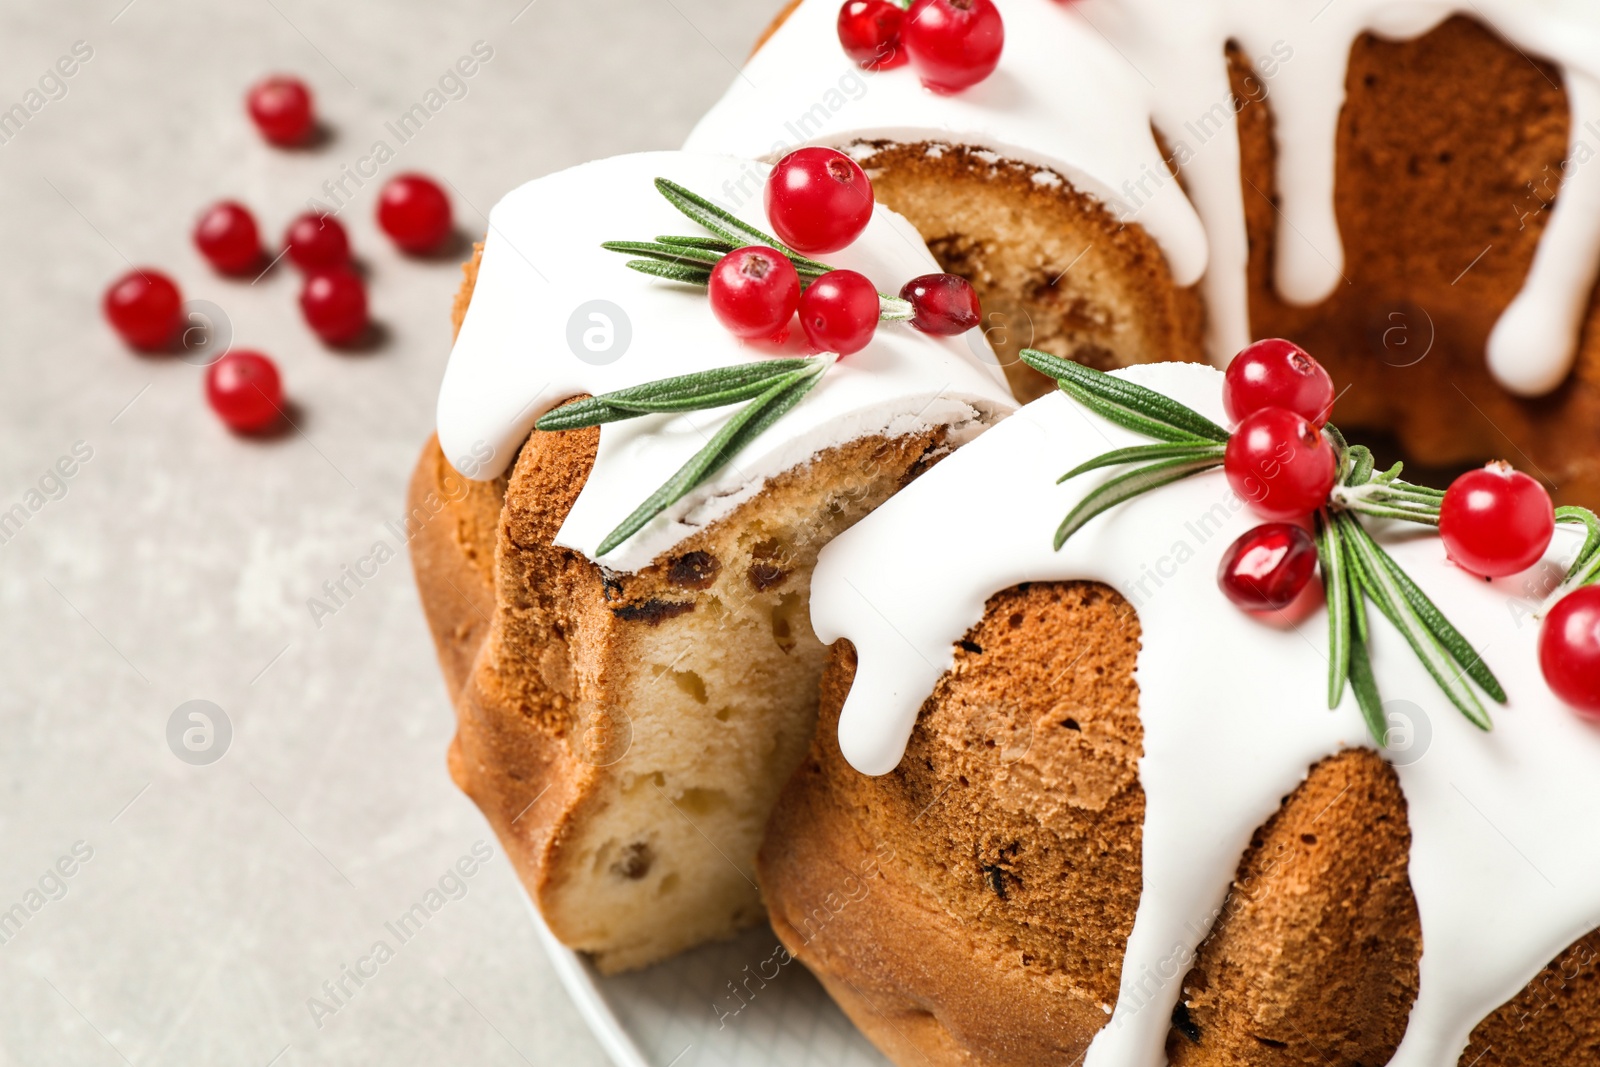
[409,150,1014,973]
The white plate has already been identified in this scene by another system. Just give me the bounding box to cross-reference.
[527,897,890,1066]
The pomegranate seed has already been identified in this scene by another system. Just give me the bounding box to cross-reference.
[900,273,980,335]
[765,147,875,255]
[1223,338,1336,426]
[194,201,263,275]
[206,351,283,433]
[299,267,369,345]
[903,0,1005,94]
[1217,523,1319,612]
[1224,407,1338,521]
[246,75,314,146]
[103,269,182,350]
[1541,585,1600,717]
[708,246,801,341]
[283,212,351,272]
[800,270,880,355]
[377,174,453,254]
[838,0,909,70]
[1439,462,1554,578]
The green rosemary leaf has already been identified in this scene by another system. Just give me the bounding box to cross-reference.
[1346,445,1375,487]
[1557,506,1600,587]
[1020,350,1230,443]
[1054,455,1223,550]
[1348,631,1389,747]
[1344,529,1372,647]
[1058,442,1226,483]
[654,235,736,252]
[535,359,822,431]
[1369,538,1506,703]
[595,365,823,556]
[1317,513,1351,710]
[603,240,724,267]
[624,259,713,286]
[653,179,834,274]
[1338,514,1494,731]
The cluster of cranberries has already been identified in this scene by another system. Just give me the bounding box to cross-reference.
[837,0,1005,93]
[1211,339,1599,715]
[707,147,979,355]
[101,76,455,433]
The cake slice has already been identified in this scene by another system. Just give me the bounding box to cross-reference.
[761,360,1600,1066]
[408,150,1013,972]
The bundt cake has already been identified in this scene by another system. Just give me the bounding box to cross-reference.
[408,150,1013,972]
[688,0,1600,501]
[761,360,1600,1067]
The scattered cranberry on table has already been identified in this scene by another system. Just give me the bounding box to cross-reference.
[837,0,909,70]
[193,201,263,275]
[1541,585,1600,717]
[103,269,182,350]
[765,148,874,255]
[708,246,801,342]
[246,75,315,146]
[1217,522,1320,612]
[1224,407,1339,522]
[377,173,453,254]
[903,0,1005,94]
[299,267,370,346]
[206,350,283,433]
[283,212,351,272]
[1438,462,1555,578]
[800,269,880,355]
[1224,337,1336,427]
[900,272,980,335]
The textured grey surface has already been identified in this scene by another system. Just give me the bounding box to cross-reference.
[0,1,782,1062]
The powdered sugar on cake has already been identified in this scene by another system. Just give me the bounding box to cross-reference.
[436,151,1014,572]
[813,361,1600,1067]
[687,0,1600,397]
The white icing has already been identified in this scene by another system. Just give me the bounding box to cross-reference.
[685,0,1600,393]
[436,151,1016,571]
[812,361,1600,1067]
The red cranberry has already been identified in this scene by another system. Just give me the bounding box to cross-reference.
[708,246,801,342]
[299,268,369,345]
[1224,338,1336,426]
[800,270,879,356]
[206,351,283,433]
[283,212,351,272]
[1224,407,1338,521]
[1218,523,1319,612]
[193,201,263,275]
[838,0,908,70]
[902,0,1005,94]
[765,148,875,255]
[103,269,182,351]
[1541,585,1600,717]
[900,273,980,335]
[246,75,314,146]
[377,174,453,254]
[1439,462,1554,578]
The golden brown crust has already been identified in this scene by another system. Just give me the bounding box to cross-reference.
[1232,18,1600,505]
[858,142,1208,404]
[413,241,974,972]
[762,581,1600,1065]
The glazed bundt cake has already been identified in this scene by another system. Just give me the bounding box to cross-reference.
[409,150,1012,972]
[763,361,1600,1067]
[689,0,1600,501]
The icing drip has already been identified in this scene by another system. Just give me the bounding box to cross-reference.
[685,0,1600,392]
[436,151,1015,572]
[811,362,1600,1067]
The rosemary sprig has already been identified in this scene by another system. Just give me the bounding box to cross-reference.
[604,177,914,319]
[1022,350,1512,747]
[535,357,831,556]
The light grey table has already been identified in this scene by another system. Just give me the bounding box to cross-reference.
[0,1,783,1062]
